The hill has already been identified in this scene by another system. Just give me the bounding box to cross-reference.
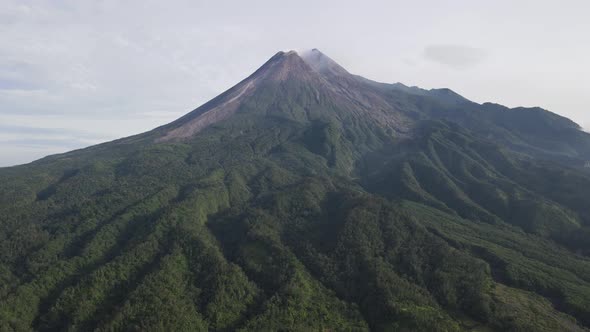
[1,49,589,331]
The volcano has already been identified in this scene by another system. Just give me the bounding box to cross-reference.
[1,49,590,331]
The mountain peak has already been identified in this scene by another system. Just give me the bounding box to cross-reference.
[260,50,314,81]
[156,50,321,141]
[297,48,349,76]
[249,49,348,82]
[156,48,409,142]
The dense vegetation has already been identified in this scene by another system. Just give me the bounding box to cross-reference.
[1,51,590,331]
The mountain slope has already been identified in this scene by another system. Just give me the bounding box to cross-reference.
[1,49,589,331]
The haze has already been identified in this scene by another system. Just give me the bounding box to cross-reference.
[1,0,589,166]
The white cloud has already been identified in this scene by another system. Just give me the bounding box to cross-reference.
[423,45,488,69]
[0,124,112,166]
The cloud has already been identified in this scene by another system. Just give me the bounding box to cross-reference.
[0,138,96,149]
[0,124,110,140]
[0,78,41,91]
[423,45,488,69]
[0,124,113,166]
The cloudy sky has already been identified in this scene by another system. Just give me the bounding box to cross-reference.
[1,0,589,166]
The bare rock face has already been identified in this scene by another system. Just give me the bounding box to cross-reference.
[157,79,257,142]
[157,49,413,142]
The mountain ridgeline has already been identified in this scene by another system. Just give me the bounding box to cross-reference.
[1,49,590,331]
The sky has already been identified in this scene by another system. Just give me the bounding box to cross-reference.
[1,0,589,166]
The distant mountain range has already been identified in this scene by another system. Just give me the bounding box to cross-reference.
[1,49,589,331]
